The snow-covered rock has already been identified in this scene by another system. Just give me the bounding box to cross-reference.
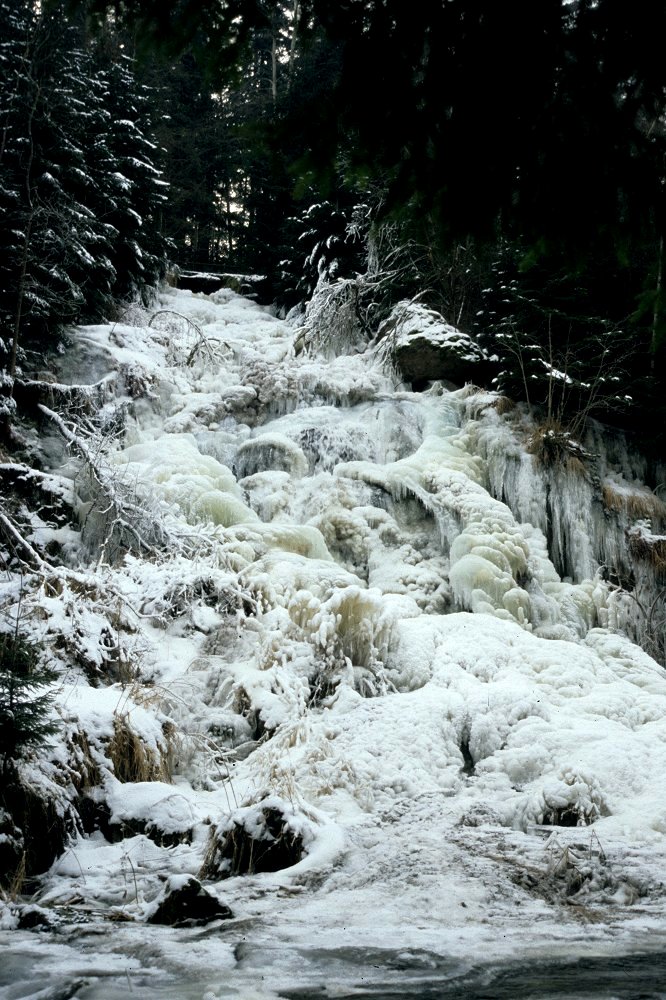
[378,300,493,386]
[145,875,232,926]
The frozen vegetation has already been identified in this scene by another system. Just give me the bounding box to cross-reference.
[1,286,666,997]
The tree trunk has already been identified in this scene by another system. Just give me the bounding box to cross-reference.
[652,233,664,368]
[271,34,277,106]
[287,0,300,91]
[9,79,40,386]
[226,184,234,257]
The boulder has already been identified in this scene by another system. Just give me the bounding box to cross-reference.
[17,904,58,930]
[0,784,74,887]
[147,875,233,927]
[378,301,494,388]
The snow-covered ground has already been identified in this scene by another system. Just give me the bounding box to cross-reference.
[2,286,666,999]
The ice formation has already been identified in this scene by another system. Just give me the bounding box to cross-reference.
[2,285,666,997]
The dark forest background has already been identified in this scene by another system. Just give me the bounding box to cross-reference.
[1,0,665,444]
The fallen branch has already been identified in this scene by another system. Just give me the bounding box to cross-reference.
[148,309,203,332]
[38,404,103,476]
[0,508,45,569]
[14,373,117,414]
[38,404,167,561]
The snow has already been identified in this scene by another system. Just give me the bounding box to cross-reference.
[2,285,666,996]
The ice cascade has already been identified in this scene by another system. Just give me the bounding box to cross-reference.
[3,285,666,994]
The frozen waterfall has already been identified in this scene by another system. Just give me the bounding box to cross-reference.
[2,286,666,999]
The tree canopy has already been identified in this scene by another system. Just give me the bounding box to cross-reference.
[70,0,665,249]
[0,0,167,393]
[3,0,663,440]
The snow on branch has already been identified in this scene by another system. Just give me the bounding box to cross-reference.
[0,507,46,570]
[148,309,229,367]
[38,404,169,563]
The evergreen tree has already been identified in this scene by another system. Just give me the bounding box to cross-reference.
[0,0,168,384]
[0,632,57,784]
[65,0,665,256]
[93,49,168,301]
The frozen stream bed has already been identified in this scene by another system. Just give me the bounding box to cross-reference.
[4,928,666,998]
[2,287,666,998]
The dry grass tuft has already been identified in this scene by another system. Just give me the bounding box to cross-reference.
[1,852,26,901]
[67,730,102,792]
[458,383,484,398]
[491,395,516,415]
[107,717,171,784]
[528,422,590,475]
[564,454,588,478]
[627,530,666,574]
[602,482,666,521]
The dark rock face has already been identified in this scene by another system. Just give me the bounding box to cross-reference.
[394,336,485,387]
[0,465,73,528]
[222,807,304,877]
[175,272,272,302]
[176,272,235,294]
[78,795,193,849]
[0,785,74,887]
[148,876,233,927]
